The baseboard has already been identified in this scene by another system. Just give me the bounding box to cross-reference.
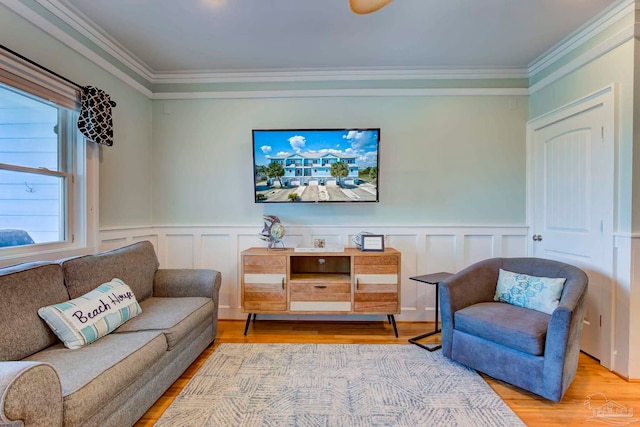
[612,370,640,382]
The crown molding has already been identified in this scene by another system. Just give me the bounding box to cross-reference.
[2,0,152,97]
[150,68,528,84]
[10,0,529,88]
[528,22,637,94]
[2,0,634,98]
[152,88,529,100]
[528,0,634,78]
[34,0,155,82]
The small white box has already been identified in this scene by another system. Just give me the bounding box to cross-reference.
[294,245,345,253]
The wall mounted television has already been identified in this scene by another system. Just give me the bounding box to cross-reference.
[252,128,380,203]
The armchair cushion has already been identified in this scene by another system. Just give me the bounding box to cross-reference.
[494,269,565,314]
[455,302,550,356]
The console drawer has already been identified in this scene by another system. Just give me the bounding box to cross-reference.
[290,282,351,302]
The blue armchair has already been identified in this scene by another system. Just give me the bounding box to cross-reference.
[439,257,588,401]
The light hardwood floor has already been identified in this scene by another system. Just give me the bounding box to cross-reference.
[135,320,640,426]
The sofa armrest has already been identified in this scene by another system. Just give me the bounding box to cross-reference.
[153,269,221,300]
[0,361,63,427]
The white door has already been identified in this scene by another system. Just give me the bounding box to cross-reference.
[530,88,614,366]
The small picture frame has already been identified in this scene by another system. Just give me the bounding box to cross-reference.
[361,234,385,252]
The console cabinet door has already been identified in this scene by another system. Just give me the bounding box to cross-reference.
[242,255,287,312]
[354,255,399,313]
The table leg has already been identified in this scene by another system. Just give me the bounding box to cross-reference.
[408,284,441,351]
[243,313,253,336]
[434,284,439,332]
[389,314,398,338]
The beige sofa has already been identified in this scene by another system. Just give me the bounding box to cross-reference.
[0,241,221,427]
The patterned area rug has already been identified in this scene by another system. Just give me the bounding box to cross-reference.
[156,343,525,427]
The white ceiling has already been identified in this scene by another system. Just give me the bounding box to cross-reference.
[60,0,618,75]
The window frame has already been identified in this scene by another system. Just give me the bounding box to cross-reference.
[0,49,98,266]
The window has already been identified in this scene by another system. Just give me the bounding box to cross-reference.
[0,85,74,247]
[0,49,97,264]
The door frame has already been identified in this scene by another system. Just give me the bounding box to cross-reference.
[526,85,616,369]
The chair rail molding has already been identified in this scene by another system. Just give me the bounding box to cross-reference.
[99,224,528,321]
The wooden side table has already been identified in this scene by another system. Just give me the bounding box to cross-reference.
[408,272,453,351]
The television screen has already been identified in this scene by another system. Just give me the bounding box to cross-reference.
[252,128,380,203]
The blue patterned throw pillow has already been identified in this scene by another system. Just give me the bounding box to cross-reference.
[38,278,141,349]
[494,269,566,315]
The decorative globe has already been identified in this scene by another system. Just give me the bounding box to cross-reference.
[271,223,285,241]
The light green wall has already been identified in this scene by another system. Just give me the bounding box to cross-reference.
[1,2,530,231]
[152,95,528,226]
[0,4,154,229]
[529,40,635,232]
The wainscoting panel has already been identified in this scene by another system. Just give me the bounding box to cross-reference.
[386,234,420,318]
[99,227,153,251]
[99,225,528,321]
[464,234,494,266]
[99,237,128,252]
[424,234,457,273]
[201,234,234,309]
[502,234,528,258]
[611,233,640,379]
[310,233,343,247]
[163,234,195,269]
[132,234,158,245]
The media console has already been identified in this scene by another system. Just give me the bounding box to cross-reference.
[241,247,401,336]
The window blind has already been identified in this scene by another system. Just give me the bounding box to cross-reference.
[0,47,80,110]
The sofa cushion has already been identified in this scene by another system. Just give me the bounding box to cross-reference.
[0,262,70,361]
[494,268,566,315]
[455,302,550,356]
[114,297,213,350]
[61,241,159,302]
[24,330,166,427]
[38,279,142,349]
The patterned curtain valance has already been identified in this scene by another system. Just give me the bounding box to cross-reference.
[78,86,116,146]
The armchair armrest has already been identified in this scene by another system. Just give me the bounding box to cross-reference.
[440,258,502,312]
[0,361,63,427]
[153,269,221,300]
[542,273,589,400]
[439,258,502,356]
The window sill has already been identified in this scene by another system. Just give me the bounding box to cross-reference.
[0,242,97,268]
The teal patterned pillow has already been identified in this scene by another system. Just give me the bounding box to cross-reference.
[494,269,566,315]
[38,278,142,349]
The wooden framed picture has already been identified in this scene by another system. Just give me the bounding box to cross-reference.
[361,234,385,252]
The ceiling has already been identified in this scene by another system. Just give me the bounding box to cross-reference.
[59,0,618,76]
